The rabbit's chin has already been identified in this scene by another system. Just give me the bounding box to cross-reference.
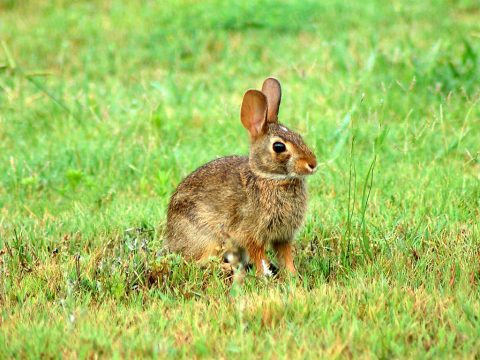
[253,170,306,181]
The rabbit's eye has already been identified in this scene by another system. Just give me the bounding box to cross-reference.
[273,142,286,153]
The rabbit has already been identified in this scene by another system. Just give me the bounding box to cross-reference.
[165,77,317,276]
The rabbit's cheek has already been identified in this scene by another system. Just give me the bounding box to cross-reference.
[274,152,291,168]
[285,155,298,173]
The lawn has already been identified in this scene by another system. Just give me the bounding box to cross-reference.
[0,0,479,358]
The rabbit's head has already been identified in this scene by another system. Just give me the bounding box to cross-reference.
[241,78,317,180]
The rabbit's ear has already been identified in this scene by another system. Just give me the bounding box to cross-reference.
[261,77,281,123]
[241,90,268,139]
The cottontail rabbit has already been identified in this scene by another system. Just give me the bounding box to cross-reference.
[165,78,317,276]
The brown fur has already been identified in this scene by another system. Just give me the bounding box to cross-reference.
[165,78,317,275]
[273,241,296,274]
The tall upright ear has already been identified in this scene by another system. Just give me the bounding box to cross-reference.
[261,77,281,123]
[241,90,268,140]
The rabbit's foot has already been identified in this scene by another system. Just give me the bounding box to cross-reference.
[245,242,278,277]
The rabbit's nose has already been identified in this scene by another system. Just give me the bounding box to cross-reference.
[306,158,317,172]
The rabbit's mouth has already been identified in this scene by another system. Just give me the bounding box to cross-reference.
[292,156,317,176]
[294,163,317,176]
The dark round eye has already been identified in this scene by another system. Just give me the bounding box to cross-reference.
[273,142,286,153]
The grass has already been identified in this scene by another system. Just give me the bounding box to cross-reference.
[0,0,479,357]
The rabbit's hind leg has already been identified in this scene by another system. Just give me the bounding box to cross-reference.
[166,216,221,261]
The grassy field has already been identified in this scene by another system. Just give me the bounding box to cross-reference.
[1,0,479,358]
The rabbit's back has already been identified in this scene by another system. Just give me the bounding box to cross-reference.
[165,155,249,258]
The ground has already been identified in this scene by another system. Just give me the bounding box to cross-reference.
[0,0,479,358]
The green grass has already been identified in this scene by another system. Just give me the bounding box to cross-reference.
[1,0,479,357]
